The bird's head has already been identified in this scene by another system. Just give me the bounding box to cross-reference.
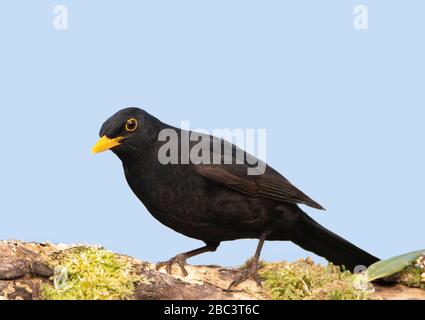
[92,107,162,155]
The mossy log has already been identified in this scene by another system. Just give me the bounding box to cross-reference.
[0,240,424,300]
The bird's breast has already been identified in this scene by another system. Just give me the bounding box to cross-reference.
[122,162,272,241]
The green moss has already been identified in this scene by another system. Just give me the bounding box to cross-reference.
[390,256,425,289]
[41,246,143,300]
[398,266,424,288]
[260,258,370,300]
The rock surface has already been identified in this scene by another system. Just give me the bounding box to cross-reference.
[0,240,424,300]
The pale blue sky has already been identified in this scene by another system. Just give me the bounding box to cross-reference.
[0,1,423,266]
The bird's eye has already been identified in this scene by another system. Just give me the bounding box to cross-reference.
[125,118,138,132]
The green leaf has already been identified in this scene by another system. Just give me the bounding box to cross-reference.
[367,249,425,282]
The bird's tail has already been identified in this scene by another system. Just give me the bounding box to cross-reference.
[289,213,379,272]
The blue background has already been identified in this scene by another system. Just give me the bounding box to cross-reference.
[0,1,423,266]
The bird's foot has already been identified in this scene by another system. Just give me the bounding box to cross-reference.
[156,254,189,277]
[228,260,262,290]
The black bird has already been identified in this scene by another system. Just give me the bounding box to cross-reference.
[92,107,379,286]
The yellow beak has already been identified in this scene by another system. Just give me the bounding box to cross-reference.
[92,135,124,154]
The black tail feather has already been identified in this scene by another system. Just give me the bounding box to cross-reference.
[290,214,379,272]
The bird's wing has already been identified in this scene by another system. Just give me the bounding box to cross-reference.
[194,164,325,210]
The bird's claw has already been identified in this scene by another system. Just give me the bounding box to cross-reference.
[156,254,189,276]
[228,262,262,290]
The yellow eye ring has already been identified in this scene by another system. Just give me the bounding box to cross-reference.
[125,118,138,132]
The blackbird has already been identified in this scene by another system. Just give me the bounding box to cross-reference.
[92,107,379,287]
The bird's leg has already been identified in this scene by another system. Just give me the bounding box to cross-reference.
[228,233,267,289]
[156,242,220,276]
